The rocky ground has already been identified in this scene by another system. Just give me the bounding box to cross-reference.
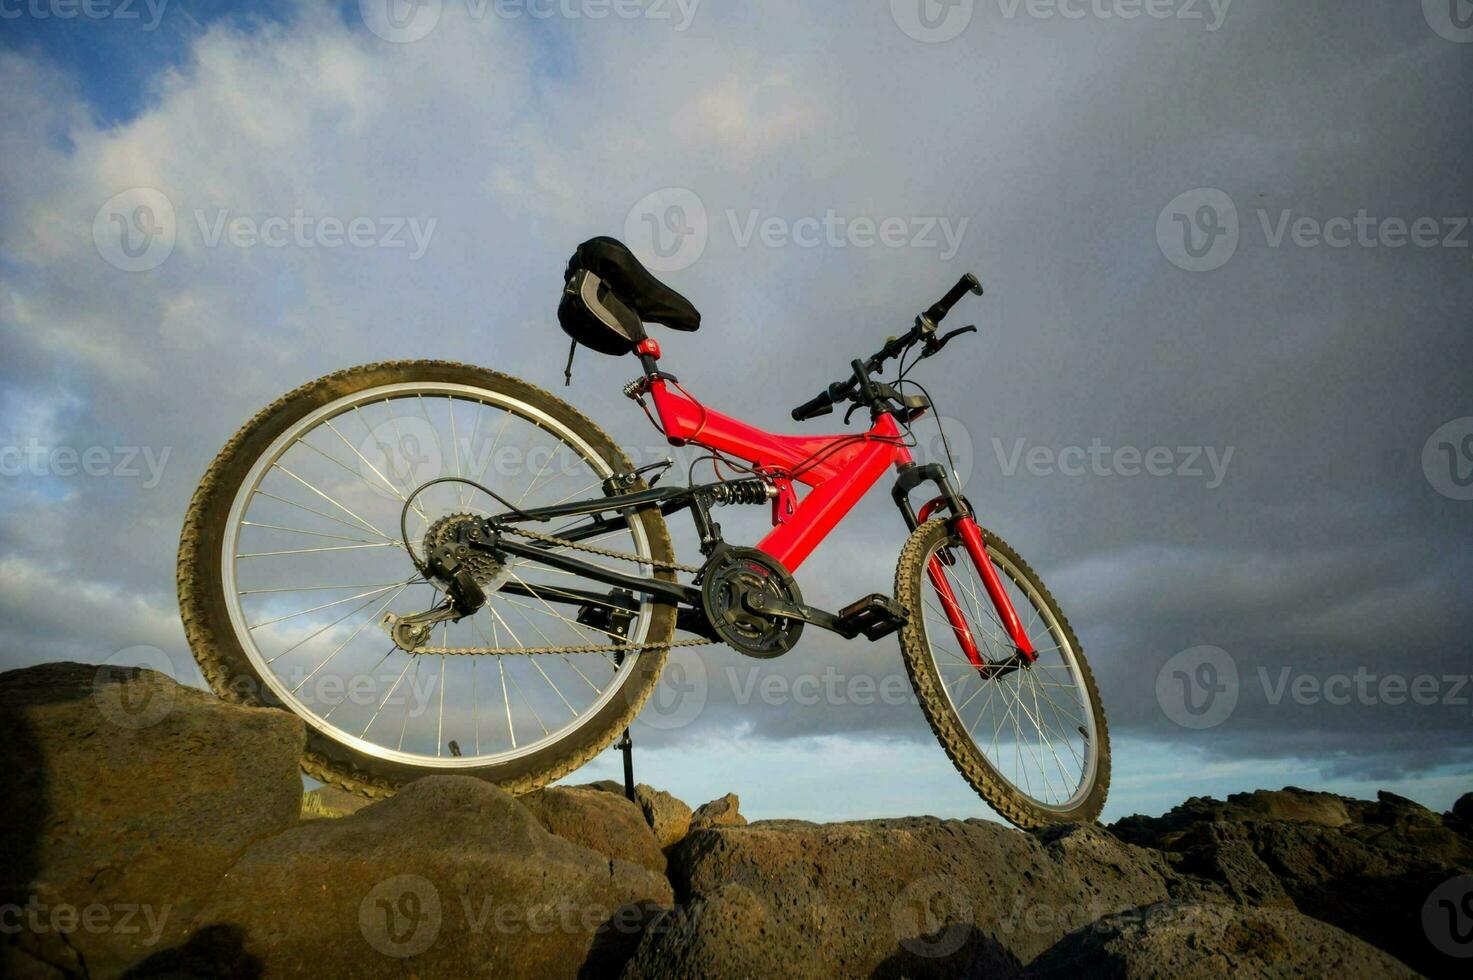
[2,662,1470,978]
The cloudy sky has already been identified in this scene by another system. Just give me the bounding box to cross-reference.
[1,0,1470,823]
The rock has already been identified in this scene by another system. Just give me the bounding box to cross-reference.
[301,785,373,820]
[635,785,693,850]
[521,785,667,873]
[689,793,746,831]
[1112,787,1352,848]
[0,662,304,980]
[1023,901,1419,979]
[167,777,672,979]
[620,883,805,980]
[578,778,629,797]
[1113,785,1473,977]
[627,817,1175,978]
[1159,823,1293,909]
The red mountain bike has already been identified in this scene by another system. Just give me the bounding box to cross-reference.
[178,238,1109,828]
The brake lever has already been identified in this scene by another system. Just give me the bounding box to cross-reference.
[923,324,977,358]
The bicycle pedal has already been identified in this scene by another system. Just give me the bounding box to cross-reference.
[834,593,909,641]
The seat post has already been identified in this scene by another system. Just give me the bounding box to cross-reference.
[636,337,663,377]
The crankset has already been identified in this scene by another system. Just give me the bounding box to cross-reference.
[699,545,805,659]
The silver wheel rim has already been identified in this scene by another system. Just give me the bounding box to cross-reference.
[917,536,1099,812]
[220,381,656,768]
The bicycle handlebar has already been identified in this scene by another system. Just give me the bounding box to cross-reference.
[924,273,983,327]
[791,381,854,422]
[790,273,983,422]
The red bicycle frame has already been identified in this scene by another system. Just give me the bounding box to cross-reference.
[640,345,1037,665]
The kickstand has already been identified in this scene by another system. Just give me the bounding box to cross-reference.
[619,728,635,803]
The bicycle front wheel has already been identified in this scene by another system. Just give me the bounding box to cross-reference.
[895,518,1110,828]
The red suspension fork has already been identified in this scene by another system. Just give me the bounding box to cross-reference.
[952,515,1038,663]
[916,497,983,668]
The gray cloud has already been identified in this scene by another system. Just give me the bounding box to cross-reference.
[0,1,1469,814]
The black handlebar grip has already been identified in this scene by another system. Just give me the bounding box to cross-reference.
[924,273,983,325]
[791,390,836,422]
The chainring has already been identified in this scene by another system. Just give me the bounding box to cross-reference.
[699,546,804,659]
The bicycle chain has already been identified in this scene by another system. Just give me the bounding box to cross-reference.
[407,523,713,656]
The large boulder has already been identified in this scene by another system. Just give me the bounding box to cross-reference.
[1112,786,1473,976]
[624,818,1176,978]
[0,662,304,979]
[521,785,667,873]
[1023,901,1420,979]
[154,777,673,979]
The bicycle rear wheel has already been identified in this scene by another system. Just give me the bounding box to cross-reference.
[177,360,677,797]
[895,518,1110,828]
